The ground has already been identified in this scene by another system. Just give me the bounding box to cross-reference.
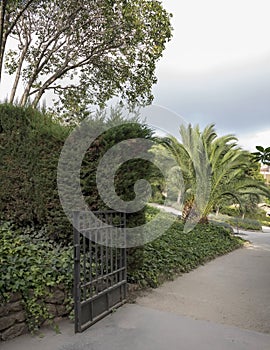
[138,229,270,334]
[1,228,270,349]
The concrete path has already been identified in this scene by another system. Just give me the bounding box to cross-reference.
[138,229,270,334]
[149,203,182,216]
[2,229,270,349]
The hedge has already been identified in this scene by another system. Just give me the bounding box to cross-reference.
[0,104,156,243]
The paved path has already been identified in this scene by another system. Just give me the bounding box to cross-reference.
[138,229,270,334]
[149,203,182,216]
[2,229,270,349]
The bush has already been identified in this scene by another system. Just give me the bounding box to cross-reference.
[227,217,262,231]
[210,213,262,231]
[0,222,73,330]
[261,220,270,227]
[220,206,240,217]
[127,211,244,288]
[0,104,71,240]
[0,104,155,243]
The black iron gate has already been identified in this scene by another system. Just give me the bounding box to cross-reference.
[73,211,127,333]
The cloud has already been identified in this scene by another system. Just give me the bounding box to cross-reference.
[153,56,270,136]
[238,129,270,152]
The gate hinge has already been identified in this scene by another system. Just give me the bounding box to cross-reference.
[74,244,80,262]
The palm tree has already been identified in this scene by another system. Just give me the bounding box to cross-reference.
[252,146,270,165]
[161,124,270,226]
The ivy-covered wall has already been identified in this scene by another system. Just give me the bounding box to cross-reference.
[0,287,70,341]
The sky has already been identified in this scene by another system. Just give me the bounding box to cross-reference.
[152,0,270,151]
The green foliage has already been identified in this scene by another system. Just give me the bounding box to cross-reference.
[2,0,172,116]
[0,104,155,242]
[220,204,270,227]
[220,206,240,217]
[0,222,73,331]
[128,209,244,288]
[261,220,270,227]
[252,146,270,165]
[227,217,262,231]
[0,103,71,240]
[161,124,270,223]
[211,213,262,231]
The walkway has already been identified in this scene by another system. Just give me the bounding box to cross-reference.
[138,229,270,334]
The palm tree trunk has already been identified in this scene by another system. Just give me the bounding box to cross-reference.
[181,199,194,222]
[199,216,209,224]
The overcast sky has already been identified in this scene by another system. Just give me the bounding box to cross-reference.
[153,0,270,151]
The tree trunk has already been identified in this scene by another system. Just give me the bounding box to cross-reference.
[181,199,194,222]
[0,0,7,82]
[199,216,209,224]
[9,40,30,103]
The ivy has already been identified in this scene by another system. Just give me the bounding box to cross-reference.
[127,209,245,288]
[0,222,73,331]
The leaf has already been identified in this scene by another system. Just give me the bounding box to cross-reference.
[256,146,265,152]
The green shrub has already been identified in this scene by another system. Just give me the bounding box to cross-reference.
[261,220,270,227]
[127,211,244,288]
[0,104,155,243]
[220,206,240,217]
[0,222,73,331]
[227,217,262,231]
[210,213,262,231]
[0,104,71,241]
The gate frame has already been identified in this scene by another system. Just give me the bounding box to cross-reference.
[73,210,127,333]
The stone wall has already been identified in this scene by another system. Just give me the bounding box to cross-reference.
[0,286,70,342]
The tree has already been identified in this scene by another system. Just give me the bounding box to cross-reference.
[0,0,36,82]
[2,0,172,116]
[161,124,270,224]
[252,146,270,166]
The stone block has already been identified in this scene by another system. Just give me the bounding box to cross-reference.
[0,300,23,318]
[14,311,26,323]
[1,323,27,341]
[9,293,22,303]
[46,304,57,317]
[0,315,16,331]
[45,290,65,304]
[56,305,67,317]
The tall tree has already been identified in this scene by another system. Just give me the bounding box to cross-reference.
[0,0,36,82]
[161,124,270,224]
[2,0,172,116]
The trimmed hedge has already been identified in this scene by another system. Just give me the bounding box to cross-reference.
[226,217,262,231]
[0,104,155,242]
[0,104,70,240]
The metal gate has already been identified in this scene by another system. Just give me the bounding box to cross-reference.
[73,211,127,333]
